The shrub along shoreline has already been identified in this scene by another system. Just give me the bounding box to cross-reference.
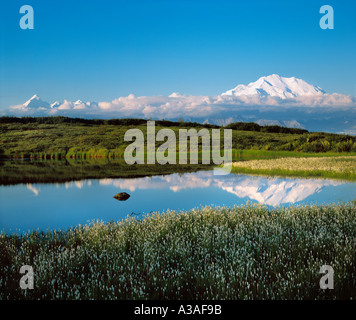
[1,202,355,300]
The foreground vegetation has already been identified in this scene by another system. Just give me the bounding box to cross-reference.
[1,116,355,159]
[232,156,356,181]
[1,203,356,300]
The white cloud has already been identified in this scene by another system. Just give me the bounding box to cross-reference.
[26,183,40,196]
[93,93,217,118]
[57,100,72,110]
[92,92,356,117]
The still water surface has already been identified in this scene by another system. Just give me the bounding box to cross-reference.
[1,170,355,234]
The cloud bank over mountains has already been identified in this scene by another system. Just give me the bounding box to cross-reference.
[6,75,356,133]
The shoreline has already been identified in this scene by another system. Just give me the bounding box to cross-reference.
[232,156,356,181]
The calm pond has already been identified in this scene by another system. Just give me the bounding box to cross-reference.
[1,168,355,234]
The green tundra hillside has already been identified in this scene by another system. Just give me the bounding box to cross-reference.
[1,116,355,159]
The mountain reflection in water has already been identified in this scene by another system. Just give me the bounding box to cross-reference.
[2,170,355,234]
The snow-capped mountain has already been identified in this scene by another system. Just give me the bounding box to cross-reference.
[74,100,84,105]
[50,101,61,108]
[222,74,325,99]
[23,94,51,109]
[20,97,94,111]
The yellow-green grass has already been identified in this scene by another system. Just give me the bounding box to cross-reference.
[232,156,356,180]
[1,203,356,300]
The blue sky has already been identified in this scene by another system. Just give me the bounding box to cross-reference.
[1,0,355,109]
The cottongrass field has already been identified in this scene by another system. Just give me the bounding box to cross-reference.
[232,156,356,180]
[1,203,356,300]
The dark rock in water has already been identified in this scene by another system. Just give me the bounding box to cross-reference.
[113,192,130,201]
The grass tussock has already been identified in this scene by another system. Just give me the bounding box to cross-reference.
[1,203,356,300]
[232,156,356,180]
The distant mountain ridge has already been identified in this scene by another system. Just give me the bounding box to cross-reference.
[17,75,329,112]
[7,74,356,134]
